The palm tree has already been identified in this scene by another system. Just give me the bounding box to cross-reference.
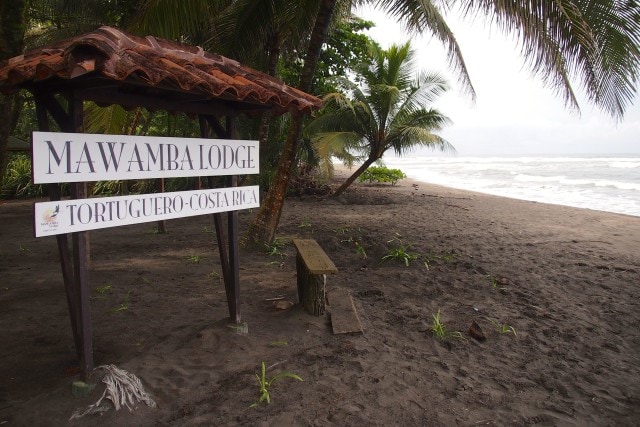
[308,42,453,196]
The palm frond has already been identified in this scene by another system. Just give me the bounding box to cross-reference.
[374,0,477,100]
[459,0,640,119]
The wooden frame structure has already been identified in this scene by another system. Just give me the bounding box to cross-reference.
[0,27,321,380]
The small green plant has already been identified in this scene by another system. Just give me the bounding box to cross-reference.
[264,238,287,257]
[486,275,507,291]
[490,319,517,337]
[334,226,351,234]
[187,255,202,264]
[298,217,312,228]
[355,241,367,260]
[1,154,46,199]
[209,270,221,279]
[95,284,112,295]
[113,290,133,312]
[18,243,31,253]
[431,309,465,341]
[381,235,419,266]
[250,361,303,407]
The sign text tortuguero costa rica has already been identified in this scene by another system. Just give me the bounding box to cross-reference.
[32,132,260,237]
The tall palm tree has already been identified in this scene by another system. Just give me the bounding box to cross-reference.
[308,42,453,196]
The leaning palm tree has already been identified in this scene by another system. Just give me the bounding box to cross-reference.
[308,42,453,195]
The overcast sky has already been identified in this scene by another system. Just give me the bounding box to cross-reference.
[356,6,640,156]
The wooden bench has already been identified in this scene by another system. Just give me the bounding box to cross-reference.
[292,239,338,315]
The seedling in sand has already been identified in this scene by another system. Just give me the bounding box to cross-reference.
[250,361,303,407]
[486,274,507,291]
[95,284,112,295]
[490,319,517,337]
[334,226,351,234]
[355,241,367,260]
[431,309,466,341]
[381,235,419,267]
[298,217,312,228]
[187,255,202,264]
[264,238,287,257]
[113,290,133,312]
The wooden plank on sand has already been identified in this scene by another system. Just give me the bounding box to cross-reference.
[328,288,363,334]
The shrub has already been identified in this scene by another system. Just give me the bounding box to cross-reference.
[1,154,46,199]
[358,166,406,185]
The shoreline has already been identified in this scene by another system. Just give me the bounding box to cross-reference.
[333,162,640,219]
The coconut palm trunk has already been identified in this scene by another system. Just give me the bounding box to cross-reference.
[246,0,338,244]
[333,156,378,197]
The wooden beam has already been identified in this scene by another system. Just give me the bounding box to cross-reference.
[226,116,241,324]
[34,91,72,131]
[76,86,270,117]
[201,117,234,318]
[35,100,82,359]
[68,93,94,379]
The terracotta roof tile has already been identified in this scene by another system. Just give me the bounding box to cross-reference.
[0,26,321,116]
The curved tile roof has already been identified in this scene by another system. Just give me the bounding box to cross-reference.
[0,26,321,116]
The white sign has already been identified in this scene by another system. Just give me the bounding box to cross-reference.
[32,131,259,184]
[34,186,260,236]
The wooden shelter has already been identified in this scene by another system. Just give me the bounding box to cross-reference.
[0,26,321,379]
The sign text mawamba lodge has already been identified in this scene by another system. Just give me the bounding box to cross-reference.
[32,131,260,237]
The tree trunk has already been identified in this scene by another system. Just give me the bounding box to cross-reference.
[246,0,338,244]
[0,0,26,184]
[258,35,281,174]
[333,157,377,197]
[246,114,303,244]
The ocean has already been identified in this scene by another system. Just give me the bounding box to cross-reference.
[383,155,640,217]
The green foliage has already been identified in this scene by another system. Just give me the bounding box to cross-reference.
[1,154,46,199]
[95,285,112,295]
[355,241,367,260]
[264,238,287,257]
[187,255,202,264]
[486,275,507,291]
[113,290,132,313]
[490,319,517,337]
[431,309,465,341]
[250,361,303,407]
[298,217,312,228]
[358,166,407,185]
[381,235,419,267]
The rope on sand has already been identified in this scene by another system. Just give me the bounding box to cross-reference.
[69,365,157,420]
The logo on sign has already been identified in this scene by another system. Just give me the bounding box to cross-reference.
[40,205,60,232]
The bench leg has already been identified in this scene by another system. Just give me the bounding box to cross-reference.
[297,254,326,315]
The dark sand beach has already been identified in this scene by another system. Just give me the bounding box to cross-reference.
[1,170,639,426]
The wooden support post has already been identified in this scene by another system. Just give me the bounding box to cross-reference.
[35,100,82,357]
[227,175,241,323]
[71,182,94,378]
[68,94,94,379]
[156,178,167,233]
[226,116,241,324]
[201,115,238,322]
[297,255,327,316]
